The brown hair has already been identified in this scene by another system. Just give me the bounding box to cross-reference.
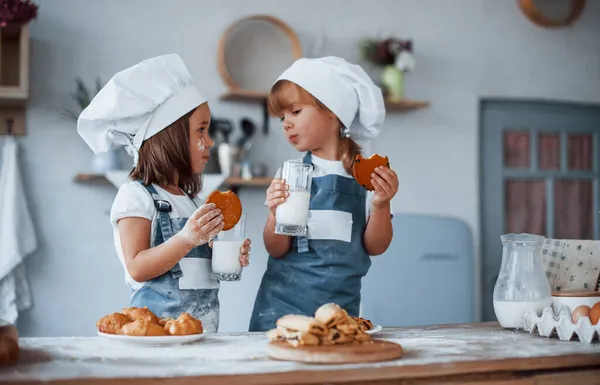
[129,109,202,197]
[268,80,362,174]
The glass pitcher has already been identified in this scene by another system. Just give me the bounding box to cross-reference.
[492,233,551,329]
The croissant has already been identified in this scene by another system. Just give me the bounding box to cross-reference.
[164,313,203,335]
[96,313,131,335]
[121,306,160,324]
[118,319,168,336]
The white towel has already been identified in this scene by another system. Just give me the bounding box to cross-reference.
[0,136,37,323]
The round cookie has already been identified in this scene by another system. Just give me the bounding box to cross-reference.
[352,154,390,191]
[205,190,243,231]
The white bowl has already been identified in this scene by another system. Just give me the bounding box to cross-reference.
[551,291,600,314]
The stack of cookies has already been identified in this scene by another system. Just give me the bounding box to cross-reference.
[267,303,373,347]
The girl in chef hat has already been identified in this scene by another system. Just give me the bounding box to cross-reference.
[77,54,251,333]
[249,56,398,331]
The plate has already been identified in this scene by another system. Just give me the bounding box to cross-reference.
[365,324,383,335]
[97,332,207,346]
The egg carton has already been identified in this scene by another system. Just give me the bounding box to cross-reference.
[522,306,600,343]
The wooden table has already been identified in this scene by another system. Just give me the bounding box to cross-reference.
[2,322,600,384]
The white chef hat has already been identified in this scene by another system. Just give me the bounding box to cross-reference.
[276,56,385,141]
[77,54,207,165]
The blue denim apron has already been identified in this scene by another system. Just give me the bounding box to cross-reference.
[129,183,220,333]
[249,152,370,331]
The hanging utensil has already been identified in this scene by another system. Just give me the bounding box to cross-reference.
[237,118,256,159]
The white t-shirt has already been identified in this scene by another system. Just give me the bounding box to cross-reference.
[110,181,210,290]
[272,154,393,219]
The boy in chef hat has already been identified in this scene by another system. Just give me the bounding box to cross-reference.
[249,56,398,331]
[78,54,251,332]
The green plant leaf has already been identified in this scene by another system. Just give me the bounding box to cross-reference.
[56,76,104,123]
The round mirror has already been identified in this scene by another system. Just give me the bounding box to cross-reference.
[218,15,303,93]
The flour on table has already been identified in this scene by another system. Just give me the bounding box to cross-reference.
[3,325,600,382]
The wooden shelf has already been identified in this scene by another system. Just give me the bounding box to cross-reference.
[221,90,428,111]
[220,89,270,134]
[218,90,429,136]
[0,87,27,103]
[74,173,272,189]
[384,98,429,111]
[74,173,113,184]
[224,177,272,188]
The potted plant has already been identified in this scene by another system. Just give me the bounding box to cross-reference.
[359,37,415,101]
[0,0,38,27]
[58,77,123,173]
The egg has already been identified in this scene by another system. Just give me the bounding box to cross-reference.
[571,305,591,324]
[590,302,600,325]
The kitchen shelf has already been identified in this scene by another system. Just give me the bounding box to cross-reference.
[219,89,270,135]
[73,173,272,189]
[219,90,429,137]
[223,177,272,188]
[73,173,112,184]
[221,90,429,111]
[384,98,430,111]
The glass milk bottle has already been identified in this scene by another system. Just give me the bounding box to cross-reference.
[211,213,246,281]
[493,233,551,329]
[275,160,314,236]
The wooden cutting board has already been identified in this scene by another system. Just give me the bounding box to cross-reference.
[267,339,403,364]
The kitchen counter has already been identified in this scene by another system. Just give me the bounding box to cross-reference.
[2,322,600,384]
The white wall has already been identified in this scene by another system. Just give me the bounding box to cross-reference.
[8,0,600,336]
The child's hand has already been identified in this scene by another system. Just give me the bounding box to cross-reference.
[371,166,399,208]
[176,203,224,246]
[239,239,251,267]
[266,178,289,216]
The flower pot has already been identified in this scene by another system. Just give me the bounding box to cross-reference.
[381,65,404,101]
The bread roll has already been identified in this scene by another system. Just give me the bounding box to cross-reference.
[315,303,349,327]
[276,315,327,336]
[319,328,352,345]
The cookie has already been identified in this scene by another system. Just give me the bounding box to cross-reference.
[276,315,327,336]
[352,154,390,191]
[315,303,350,328]
[205,190,243,231]
[351,316,373,331]
[267,327,321,346]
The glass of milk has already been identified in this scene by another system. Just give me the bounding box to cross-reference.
[274,160,314,236]
[211,213,246,281]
